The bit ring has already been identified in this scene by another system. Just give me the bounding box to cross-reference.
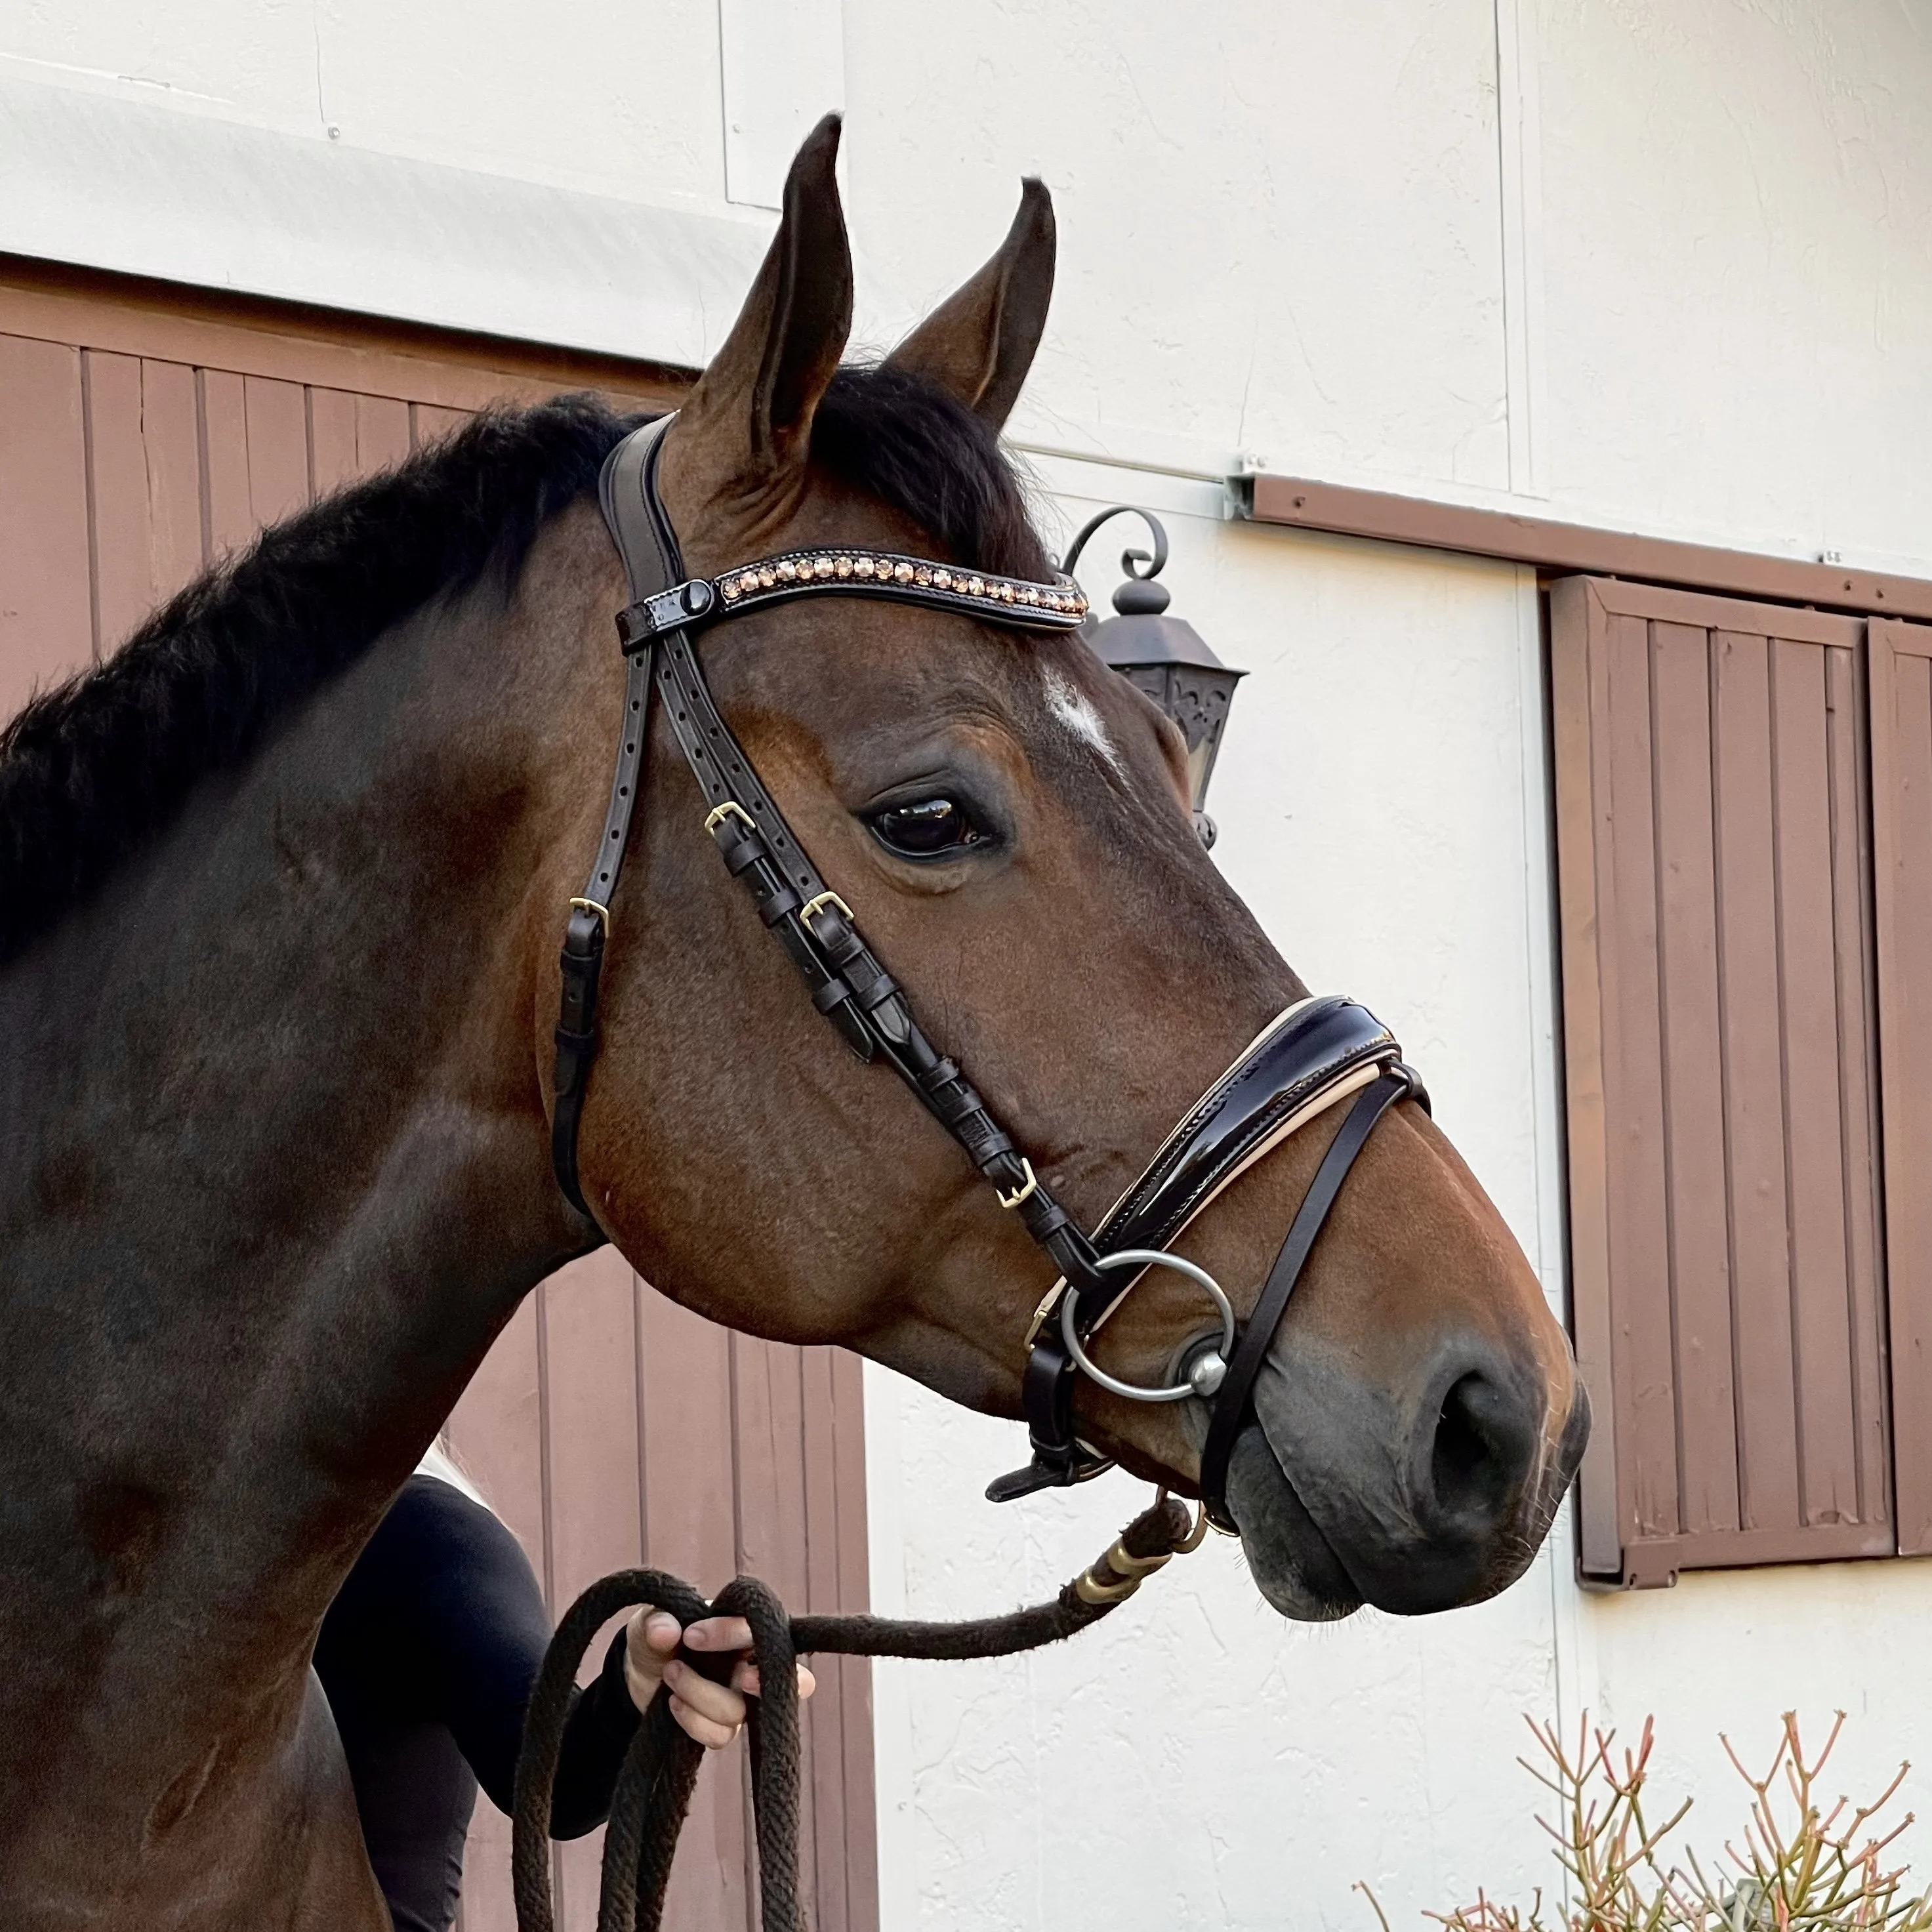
[1059,1249,1235,1404]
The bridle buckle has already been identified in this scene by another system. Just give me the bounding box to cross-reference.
[703,800,756,836]
[799,890,854,928]
[997,1157,1039,1210]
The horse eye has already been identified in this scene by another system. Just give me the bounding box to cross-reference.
[867,796,987,859]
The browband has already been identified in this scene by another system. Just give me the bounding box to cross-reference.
[614,546,1088,651]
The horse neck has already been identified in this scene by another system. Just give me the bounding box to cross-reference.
[0,504,615,1787]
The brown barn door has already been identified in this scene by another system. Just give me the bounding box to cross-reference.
[445,1258,876,1932]
[1870,619,1932,1556]
[0,260,878,1932]
[1551,577,1891,1587]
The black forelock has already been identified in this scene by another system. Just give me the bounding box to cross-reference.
[810,363,1054,580]
[0,365,1051,966]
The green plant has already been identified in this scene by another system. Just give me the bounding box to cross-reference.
[1359,1714,1932,1932]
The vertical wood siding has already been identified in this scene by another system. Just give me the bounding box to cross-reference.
[445,1257,876,1932]
[0,342,474,712]
[1552,577,1891,1586]
[0,265,876,1932]
[0,335,95,712]
[1870,619,1932,1557]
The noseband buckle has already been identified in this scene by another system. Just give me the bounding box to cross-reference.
[997,1157,1040,1211]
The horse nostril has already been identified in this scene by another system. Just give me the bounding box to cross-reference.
[1426,1370,1536,1528]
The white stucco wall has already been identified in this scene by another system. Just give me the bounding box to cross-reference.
[865,485,1593,1929]
[9,0,1932,1923]
[867,472,1932,1927]
[9,0,1928,556]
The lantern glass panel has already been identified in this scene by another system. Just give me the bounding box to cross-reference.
[1113,664,1238,808]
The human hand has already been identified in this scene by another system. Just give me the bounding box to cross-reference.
[621,1609,817,1750]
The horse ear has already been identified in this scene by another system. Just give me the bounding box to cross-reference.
[674,114,853,492]
[885,179,1055,430]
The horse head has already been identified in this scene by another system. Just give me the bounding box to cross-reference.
[561,117,1586,1620]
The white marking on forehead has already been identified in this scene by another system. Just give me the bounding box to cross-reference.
[1040,666,1126,776]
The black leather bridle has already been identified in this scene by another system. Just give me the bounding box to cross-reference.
[552,415,1428,1525]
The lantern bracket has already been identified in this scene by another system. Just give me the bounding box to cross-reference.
[1060,503,1245,828]
[1060,505,1170,603]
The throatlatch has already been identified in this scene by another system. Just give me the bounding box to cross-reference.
[554,413,1426,1526]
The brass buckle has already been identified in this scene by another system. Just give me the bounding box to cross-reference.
[997,1157,1038,1210]
[568,896,611,937]
[703,800,756,835]
[1021,1277,1063,1350]
[800,890,853,928]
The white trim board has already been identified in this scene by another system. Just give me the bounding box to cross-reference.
[0,75,776,371]
[0,75,1262,483]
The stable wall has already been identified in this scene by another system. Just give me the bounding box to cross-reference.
[7,1,1928,564]
[866,476,1932,1929]
[9,0,1932,1923]
[866,481,1582,1929]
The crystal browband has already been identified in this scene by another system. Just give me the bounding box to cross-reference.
[615,546,1090,652]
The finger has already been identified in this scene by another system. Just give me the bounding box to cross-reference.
[661,1660,749,1732]
[622,1610,684,1712]
[638,1611,682,1658]
[668,1695,740,1752]
[682,1616,754,1653]
[724,1660,816,1700]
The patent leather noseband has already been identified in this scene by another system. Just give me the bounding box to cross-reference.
[554,415,1427,1526]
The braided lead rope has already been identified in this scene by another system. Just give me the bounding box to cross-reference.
[512,1494,1202,1932]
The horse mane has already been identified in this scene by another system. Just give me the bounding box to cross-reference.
[0,367,1048,966]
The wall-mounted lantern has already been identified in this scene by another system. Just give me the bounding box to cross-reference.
[1062,506,1246,846]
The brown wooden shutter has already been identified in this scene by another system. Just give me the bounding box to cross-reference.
[1870,619,1932,1556]
[1551,577,1891,1587]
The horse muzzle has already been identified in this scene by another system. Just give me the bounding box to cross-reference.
[1230,1328,1589,1620]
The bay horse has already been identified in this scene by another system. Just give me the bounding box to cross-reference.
[0,118,1584,1929]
